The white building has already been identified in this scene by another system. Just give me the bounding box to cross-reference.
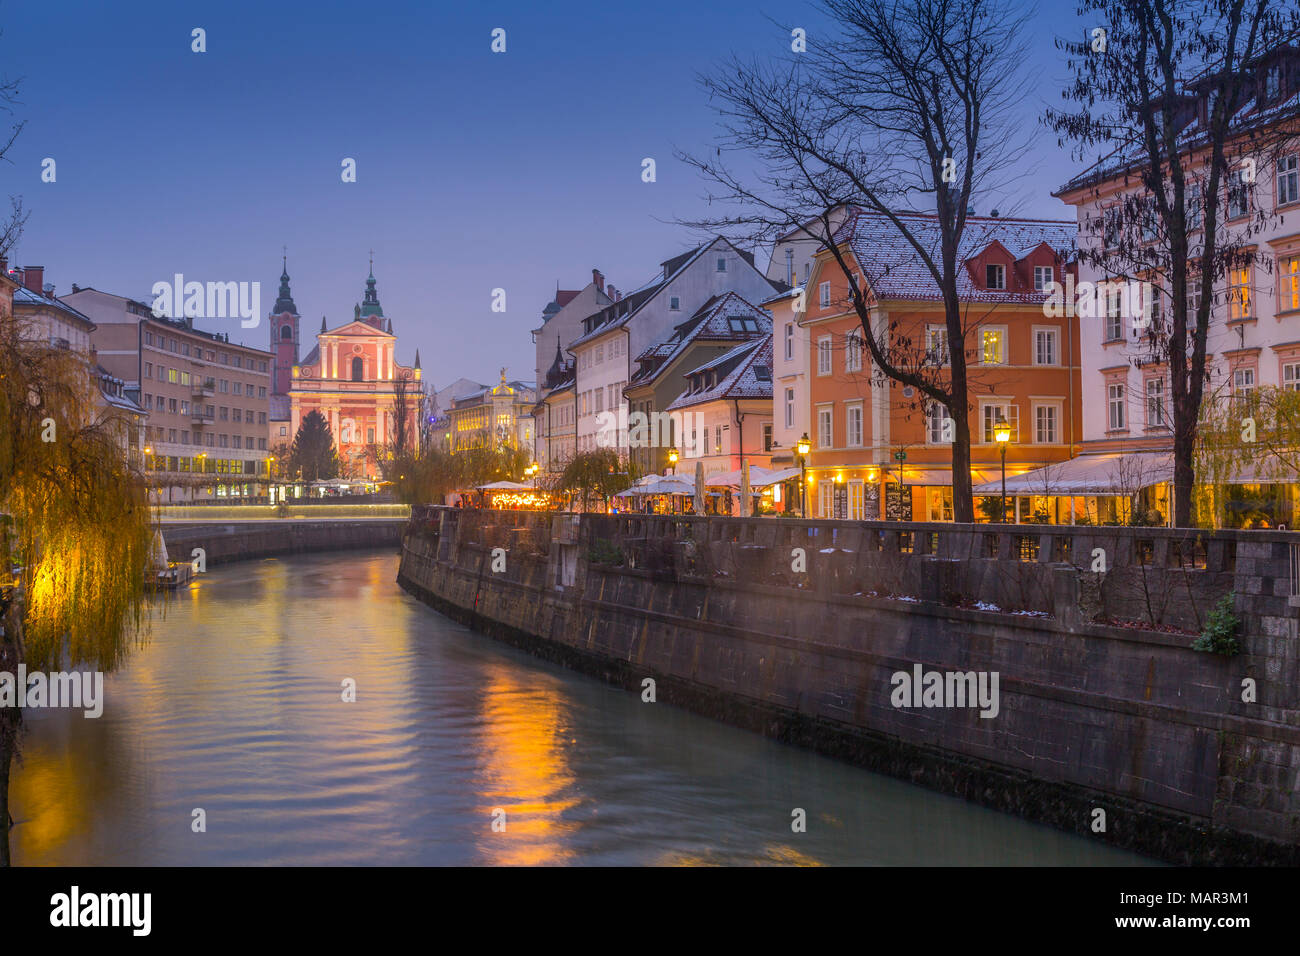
[567,237,785,457]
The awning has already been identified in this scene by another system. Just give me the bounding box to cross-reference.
[705,465,801,489]
[477,480,531,491]
[971,453,1173,496]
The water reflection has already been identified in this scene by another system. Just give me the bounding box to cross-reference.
[11,551,1154,866]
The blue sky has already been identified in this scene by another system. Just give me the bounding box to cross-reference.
[3,0,1087,392]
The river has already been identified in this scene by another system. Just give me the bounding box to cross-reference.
[10,551,1151,866]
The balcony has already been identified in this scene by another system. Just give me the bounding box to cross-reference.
[192,378,215,398]
[191,411,215,426]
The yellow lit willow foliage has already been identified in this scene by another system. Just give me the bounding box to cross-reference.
[0,309,154,670]
[1193,386,1300,529]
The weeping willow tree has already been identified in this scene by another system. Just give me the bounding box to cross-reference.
[1194,385,1300,529]
[0,307,155,866]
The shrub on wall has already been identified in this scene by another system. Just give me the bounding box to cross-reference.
[1192,594,1241,656]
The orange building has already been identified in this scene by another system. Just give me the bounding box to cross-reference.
[799,211,1082,522]
[289,267,420,479]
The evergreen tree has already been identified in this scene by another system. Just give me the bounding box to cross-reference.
[289,410,340,482]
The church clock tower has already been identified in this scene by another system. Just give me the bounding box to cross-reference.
[270,254,299,397]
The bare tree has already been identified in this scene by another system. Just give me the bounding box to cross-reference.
[0,43,28,257]
[680,0,1038,522]
[1049,0,1300,527]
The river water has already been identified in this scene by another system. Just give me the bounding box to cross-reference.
[11,551,1151,866]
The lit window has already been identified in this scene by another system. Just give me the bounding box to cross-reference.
[1228,266,1252,320]
[981,329,1005,365]
[926,326,949,365]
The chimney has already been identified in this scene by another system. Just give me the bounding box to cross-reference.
[22,265,44,294]
[0,255,7,275]
[606,283,617,300]
[593,268,604,291]
[43,282,55,297]
[71,283,81,293]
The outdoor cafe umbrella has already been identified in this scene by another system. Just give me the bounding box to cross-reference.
[694,460,705,515]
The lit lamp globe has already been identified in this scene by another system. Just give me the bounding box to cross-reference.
[795,434,810,457]
[994,420,1012,444]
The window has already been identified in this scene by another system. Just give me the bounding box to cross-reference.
[233,409,242,423]
[594,389,604,414]
[762,423,773,452]
[817,406,833,448]
[846,403,863,447]
[1281,255,1300,312]
[145,362,152,378]
[220,380,229,393]
[1107,383,1126,431]
[845,329,863,372]
[927,403,951,444]
[1034,404,1059,444]
[784,323,794,360]
[817,336,832,375]
[1033,266,1053,291]
[367,427,375,444]
[219,407,228,421]
[1103,284,1124,341]
[784,387,795,428]
[1102,206,1122,249]
[848,481,865,521]
[351,357,363,381]
[1266,64,1281,101]
[716,257,727,273]
[1186,275,1203,315]
[1146,377,1166,427]
[233,382,243,396]
[1186,183,1203,230]
[1232,366,1256,407]
[168,398,177,413]
[1279,154,1299,206]
[819,281,831,307]
[714,425,722,453]
[1283,362,1300,391]
[981,328,1006,365]
[258,386,266,399]
[180,401,190,415]
[1228,265,1252,320]
[986,264,1005,289]
[1034,328,1058,366]
[982,403,1018,443]
[926,326,949,365]
[167,368,177,384]
[1227,168,1253,219]
[144,332,154,346]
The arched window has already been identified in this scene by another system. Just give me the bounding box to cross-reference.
[351,357,363,382]
[281,325,292,340]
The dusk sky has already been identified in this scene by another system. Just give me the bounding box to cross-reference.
[5,0,1087,394]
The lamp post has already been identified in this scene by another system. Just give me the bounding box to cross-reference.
[667,446,678,475]
[994,416,1012,523]
[795,433,810,518]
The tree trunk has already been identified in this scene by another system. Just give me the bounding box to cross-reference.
[0,597,22,868]
[1172,403,1196,528]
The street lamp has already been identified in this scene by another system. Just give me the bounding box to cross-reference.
[667,446,679,475]
[795,433,811,518]
[993,415,1012,523]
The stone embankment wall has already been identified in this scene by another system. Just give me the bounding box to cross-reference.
[397,507,1300,864]
[162,518,404,567]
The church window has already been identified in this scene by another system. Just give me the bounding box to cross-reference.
[281,325,292,340]
[352,357,364,381]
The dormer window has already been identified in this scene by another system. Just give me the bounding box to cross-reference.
[716,257,727,273]
[727,316,760,333]
[986,264,1006,290]
[1266,63,1281,102]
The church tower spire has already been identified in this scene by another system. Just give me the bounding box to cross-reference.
[359,252,385,329]
[269,248,300,398]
